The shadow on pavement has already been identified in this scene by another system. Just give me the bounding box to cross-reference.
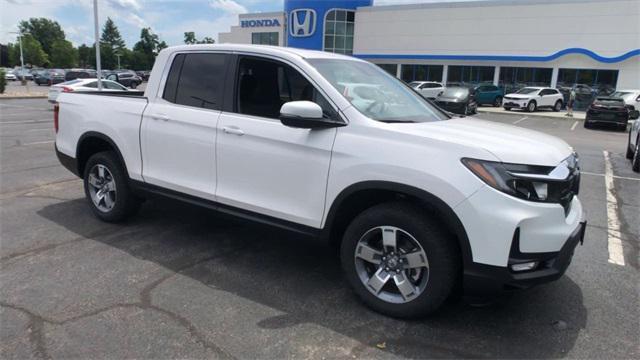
[38,197,587,359]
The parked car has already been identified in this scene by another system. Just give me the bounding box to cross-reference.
[34,69,66,86]
[14,69,33,81]
[54,44,585,318]
[610,89,640,110]
[584,97,636,131]
[135,70,150,81]
[64,69,97,81]
[503,87,564,112]
[626,111,640,172]
[48,78,131,103]
[409,81,445,99]
[5,71,17,81]
[106,70,142,88]
[473,84,504,107]
[434,86,477,115]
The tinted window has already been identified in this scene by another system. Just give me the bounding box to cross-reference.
[237,56,337,120]
[163,53,227,110]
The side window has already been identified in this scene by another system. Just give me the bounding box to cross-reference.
[84,81,97,88]
[236,56,337,120]
[162,53,227,110]
[105,81,125,90]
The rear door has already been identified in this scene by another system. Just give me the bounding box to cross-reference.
[215,55,339,228]
[141,52,230,200]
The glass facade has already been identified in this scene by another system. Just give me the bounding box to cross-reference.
[557,69,619,110]
[447,65,494,86]
[400,65,444,83]
[324,9,355,55]
[499,67,553,94]
[377,64,398,76]
[251,32,279,46]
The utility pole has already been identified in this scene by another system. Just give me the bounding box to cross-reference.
[93,0,103,90]
[115,52,121,69]
[9,31,28,86]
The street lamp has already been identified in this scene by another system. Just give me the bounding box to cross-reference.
[8,30,29,86]
[114,51,121,70]
[93,0,102,90]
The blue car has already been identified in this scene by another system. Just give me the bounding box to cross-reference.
[473,84,504,107]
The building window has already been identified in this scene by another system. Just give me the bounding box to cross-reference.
[324,9,355,55]
[447,65,494,86]
[251,32,279,46]
[400,65,443,83]
[376,64,398,76]
[499,67,553,94]
[556,68,619,110]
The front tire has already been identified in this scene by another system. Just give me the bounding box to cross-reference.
[83,151,140,222]
[340,202,459,318]
[527,101,537,112]
[626,131,634,159]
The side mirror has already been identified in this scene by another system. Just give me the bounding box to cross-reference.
[279,101,344,129]
[629,110,640,120]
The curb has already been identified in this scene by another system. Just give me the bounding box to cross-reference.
[0,95,48,100]
[476,108,586,121]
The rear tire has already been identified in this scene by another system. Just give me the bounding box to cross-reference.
[83,151,141,222]
[504,107,511,111]
[553,100,563,112]
[626,131,634,159]
[340,202,459,318]
[493,96,502,107]
[584,120,592,129]
[633,136,640,172]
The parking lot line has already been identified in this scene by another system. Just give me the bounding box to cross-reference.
[603,150,625,266]
[582,171,640,182]
[22,140,54,146]
[570,121,578,131]
[512,116,528,124]
[0,119,52,125]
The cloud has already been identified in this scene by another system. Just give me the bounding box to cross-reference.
[209,0,247,14]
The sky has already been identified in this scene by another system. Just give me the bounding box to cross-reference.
[0,0,487,47]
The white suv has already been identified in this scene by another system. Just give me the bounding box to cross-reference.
[54,45,585,317]
[503,87,564,112]
[409,81,445,99]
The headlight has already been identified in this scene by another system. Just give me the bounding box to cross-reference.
[461,157,579,203]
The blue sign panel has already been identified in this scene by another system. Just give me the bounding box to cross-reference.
[284,0,372,50]
[241,19,281,28]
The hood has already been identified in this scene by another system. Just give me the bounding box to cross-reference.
[390,118,573,166]
[504,93,534,99]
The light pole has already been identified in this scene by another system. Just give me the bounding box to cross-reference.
[114,51,121,69]
[9,31,29,86]
[93,0,102,90]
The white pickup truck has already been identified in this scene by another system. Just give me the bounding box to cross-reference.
[54,44,585,318]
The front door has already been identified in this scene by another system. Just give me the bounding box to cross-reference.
[216,55,339,228]
[141,52,230,200]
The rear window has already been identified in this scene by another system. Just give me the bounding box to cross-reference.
[162,53,228,110]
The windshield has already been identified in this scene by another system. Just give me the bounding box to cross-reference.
[307,59,448,122]
[516,88,540,94]
[441,87,469,98]
[610,91,632,99]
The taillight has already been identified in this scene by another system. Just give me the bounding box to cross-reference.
[62,86,74,93]
[54,103,59,133]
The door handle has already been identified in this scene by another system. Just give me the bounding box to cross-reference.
[150,113,170,121]
[222,126,244,136]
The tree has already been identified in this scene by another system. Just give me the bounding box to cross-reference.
[18,18,65,57]
[10,34,48,67]
[184,32,196,45]
[77,44,92,68]
[184,31,216,45]
[50,39,77,68]
[132,28,165,69]
[100,18,126,50]
[198,37,215,44]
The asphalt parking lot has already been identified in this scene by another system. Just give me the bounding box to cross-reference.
[1,99,638,359]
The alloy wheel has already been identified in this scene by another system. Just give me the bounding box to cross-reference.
[87,164,117,212]
[354,226,429,304]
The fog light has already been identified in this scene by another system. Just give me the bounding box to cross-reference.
[511,261,538,272]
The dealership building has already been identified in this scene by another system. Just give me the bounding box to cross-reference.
[218,0,640,109]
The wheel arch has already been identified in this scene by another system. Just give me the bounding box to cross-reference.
[76,131,128,178]
[322,181,473,265]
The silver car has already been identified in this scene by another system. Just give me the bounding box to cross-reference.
[627,110,640,172]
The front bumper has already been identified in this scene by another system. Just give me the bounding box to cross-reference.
[463,220,586,296]
[503,99,528,108]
